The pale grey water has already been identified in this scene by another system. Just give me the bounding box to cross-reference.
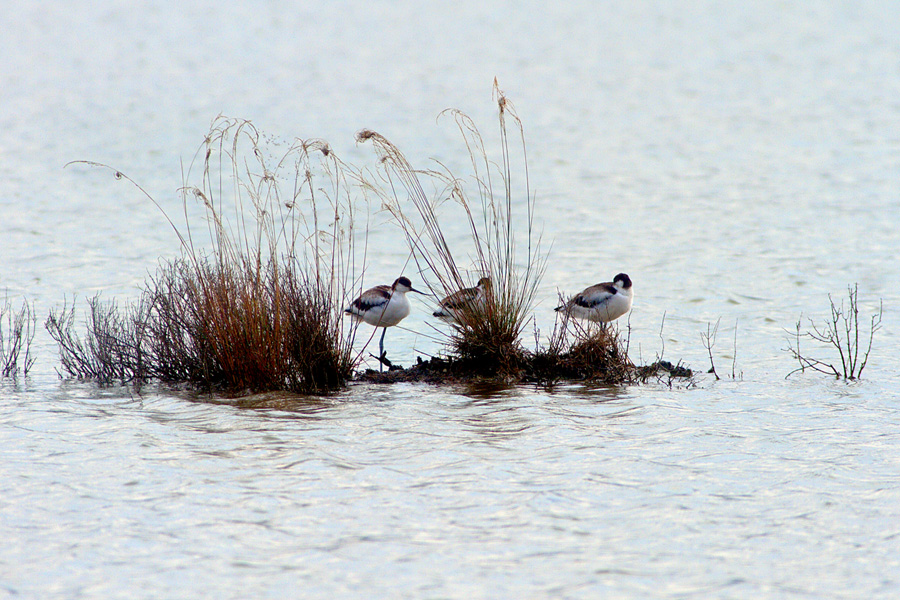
[2,1,900,598]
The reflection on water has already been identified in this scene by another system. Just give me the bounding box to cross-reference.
[3,0,900,598]
[459,401,534,440]
[456,380,519,401]
[183,390,341,417]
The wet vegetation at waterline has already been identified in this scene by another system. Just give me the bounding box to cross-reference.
[32,96,890,391]
[47,119,360,394]
[44,93,653,392]
[359,317,691,386]
[38,91,890,392]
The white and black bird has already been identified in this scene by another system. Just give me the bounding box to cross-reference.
[555,273,633,323]
[433,277,492,324]
[345,276,425,369]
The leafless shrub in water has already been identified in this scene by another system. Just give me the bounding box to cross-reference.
[1,299,36,377]
[701,318,722,380]
[52,118,363,394]
[46,296,150,381]
[787,283,882,380]
[699,318,741,380]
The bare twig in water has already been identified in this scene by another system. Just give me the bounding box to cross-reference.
[700,318,721,380]
[732,319,740,380]
[1,299,36,377]
[657,311,667,362]
[786,283,883,380]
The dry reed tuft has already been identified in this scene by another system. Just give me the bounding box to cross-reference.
[357,80,546,378]
[50,117,363,394]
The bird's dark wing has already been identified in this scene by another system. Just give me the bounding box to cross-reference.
[573,283,617,308]
[348,285,391,312]
[440,286,478,310]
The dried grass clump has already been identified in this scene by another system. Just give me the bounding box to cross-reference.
[451,320,528,377]
[141,257,352,393]
[358,81,546,378]
[1,299,36,377]
[49,118,362,394]
[524,315,635,385]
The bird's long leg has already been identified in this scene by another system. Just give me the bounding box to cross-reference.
[379,328,387,372]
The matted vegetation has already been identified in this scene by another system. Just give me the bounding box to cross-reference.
[48,118,363,394]
[357,317,692,387]
[527,317,634,385]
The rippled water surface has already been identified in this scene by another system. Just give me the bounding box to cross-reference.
[3,1,900,598]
